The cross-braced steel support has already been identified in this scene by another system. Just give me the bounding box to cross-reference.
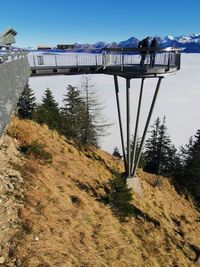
[114,75,127,172]
[126,78,131,177]
[113,75,163,178]
[130,78,145,175]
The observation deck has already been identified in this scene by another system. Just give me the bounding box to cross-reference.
[28,47,181,78]
[0,44,182,183]
[27,47,181,181]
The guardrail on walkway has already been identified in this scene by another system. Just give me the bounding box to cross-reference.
[0,44,31,135]
[28,47,181,71]
[103,47,181,70]
[28,51,103,68]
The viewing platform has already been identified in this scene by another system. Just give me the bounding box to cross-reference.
[28,47,181,78]
[0,43,182,181]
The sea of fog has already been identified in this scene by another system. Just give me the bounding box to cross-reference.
[29,53,200,153]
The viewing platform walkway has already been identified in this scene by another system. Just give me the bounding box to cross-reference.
[27,47,181,78]
[0,44,182,181]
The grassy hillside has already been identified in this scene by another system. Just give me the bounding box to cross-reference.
[3,117,200,267]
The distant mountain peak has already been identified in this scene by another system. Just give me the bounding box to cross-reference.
[165,35,174,40]
[75,33,200,53]
[190,33,200,38]
[118,36,139,48]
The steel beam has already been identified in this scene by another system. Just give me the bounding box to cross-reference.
[132,76,163,177]
[114,75,127,172]
[126,78,131,177]
[130,78,145,174]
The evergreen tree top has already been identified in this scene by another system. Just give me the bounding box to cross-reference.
[42,88,59,109]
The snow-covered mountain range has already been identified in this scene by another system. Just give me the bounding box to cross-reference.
[74,34,200,53]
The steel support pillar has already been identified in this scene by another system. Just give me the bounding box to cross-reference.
[132,76,163,177]
[113,75,163,179]
[114,75,127,172]
[130,78,145,175]
[126,78,131,177]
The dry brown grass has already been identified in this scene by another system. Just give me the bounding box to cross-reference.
[7,117,200,267]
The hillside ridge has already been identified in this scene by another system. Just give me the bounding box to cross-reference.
[0,117,200,267]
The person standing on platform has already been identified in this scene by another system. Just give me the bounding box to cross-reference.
[150,37,158,67]
[138,37,150,67]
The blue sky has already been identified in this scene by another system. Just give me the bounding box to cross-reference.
[1,0,199,47]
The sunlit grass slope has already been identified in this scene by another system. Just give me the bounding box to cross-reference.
[7,118,200,267]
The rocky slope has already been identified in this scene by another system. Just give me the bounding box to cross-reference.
[0,132,25,266]
[0,117,200,267]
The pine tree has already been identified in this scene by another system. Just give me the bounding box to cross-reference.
[167,144,181,177]
[60,85,86,141]
[143,117,160,174]
[112,147,122,159]
[60,79,110,147]
[156,116,174,175]
[143,116,177,176]
[80,77,110,147]
[35,88,61,130]
[181,130,200,203]
[17,85,36,119]
[103,173,133,220]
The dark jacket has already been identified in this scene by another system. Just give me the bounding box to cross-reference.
[150,38,158,49]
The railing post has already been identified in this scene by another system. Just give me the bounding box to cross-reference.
[103,50,107,68]
[167,52,171,70]
[176,52,181,70]
[95,53,98,66]
[76,53,78,66]
[33,52,36,67]
[121,49,124,72]
[55,54,57,67]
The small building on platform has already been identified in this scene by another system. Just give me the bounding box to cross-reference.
[57,44,74,50]
[37,45,52,51]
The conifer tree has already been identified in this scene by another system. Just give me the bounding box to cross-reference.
[143,117,160,174]
[112,147,122,159]
[103,173,133,220]
[60,85,86,141]
[17,84,36,119]
[156,116,174,175]
[35,88,61,130]
[181,129,200,203]
[80,77,110,147]
[60,79,110,146]
[143,116,177,176]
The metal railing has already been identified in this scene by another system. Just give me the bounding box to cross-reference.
[103,47,181,71]
[28,51,103,68]
[0,45,31,135]
[27,48,181,72]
